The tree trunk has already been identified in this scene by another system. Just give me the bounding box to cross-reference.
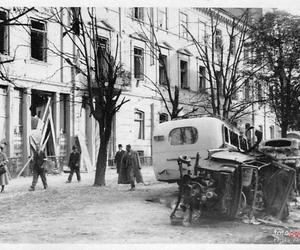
[94,141,108,186]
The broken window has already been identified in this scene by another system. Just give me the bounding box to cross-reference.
[133,47,144,79]
[0,11,9,54]
[169,127,198,145]
[134,109,145,139]
[31,19,47,62]
[159,54,167,85]
[180,60,188,89]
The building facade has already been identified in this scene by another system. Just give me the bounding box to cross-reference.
[0,7,279,174]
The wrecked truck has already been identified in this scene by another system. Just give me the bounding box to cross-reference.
[152,117,296,224]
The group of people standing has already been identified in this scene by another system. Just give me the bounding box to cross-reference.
[1,142,143,193]
[115,144,145,191]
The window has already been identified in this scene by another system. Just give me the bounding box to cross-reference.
[257,82,262,101]
[31,19,47,62]
[224,126,229,143]
[239,136,248,151]
[216,71,223,94]
[97,36,108,50]
[134,109,144,139]
[179,12,188,39]
[198,20,207,42]
[244,79,250,100]
[0,11,8,54]
[244,43,251,63]
[215,29,222,50]
[159,54,167,85]
[169,127,198,145]
[96,36,109,75]
[159,113,168,123]
[270,125,275,139]
[133,47,144,79]
[133,8,144,21]
[230,131,239,148]
[199,66,206,91]
[230,37,236,55]
[157,8,168,30]
[180,60,188,89]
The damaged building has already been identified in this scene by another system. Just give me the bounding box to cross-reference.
[0,7,280,176]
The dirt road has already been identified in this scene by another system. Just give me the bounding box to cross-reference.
[0,166,299,244]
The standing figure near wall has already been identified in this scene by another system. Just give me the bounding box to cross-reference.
[115,144,125,183]
[28,144,48,191]
[0,144,9,193]
[118,144,144,191]
[66,145,81,183]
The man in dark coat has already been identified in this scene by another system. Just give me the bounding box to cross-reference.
[115,144,125,174]
[118,144,144,191]
[66,145,81,183]
[29,144,47,191]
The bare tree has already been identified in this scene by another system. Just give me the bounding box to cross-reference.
[185,9,265,123]
[0,7,35,83]
[50,7,129,186]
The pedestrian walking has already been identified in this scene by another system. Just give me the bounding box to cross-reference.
[115,144,125,175]
[66,145,81,183]
[28,144,47,191]
[0,144,9,193]
[118,144,144,191]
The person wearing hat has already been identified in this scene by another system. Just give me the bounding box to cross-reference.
[114,144,125,176]
[118,144,144,191]
[29,144,47,191]
[0,144,9,193]
[66,145,81,183]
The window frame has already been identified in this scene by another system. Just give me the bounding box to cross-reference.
[215,29,222,51]
[133,46,144,80]
[132,7,144,21]
[198,66,206,92]
[159,113,168,123]
[0,10,9,55]
[30,19,48,62]
[180,59,188,89]
[159,54,168,85]
[169,126,198,146]
[179,11,188,39]
[157,8,168,30]
[134,109,145,140]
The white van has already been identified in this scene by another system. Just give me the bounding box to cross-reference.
[153,117,248,182]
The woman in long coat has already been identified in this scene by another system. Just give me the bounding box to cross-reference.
[118,144,143,190]
[0,144,9,193]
